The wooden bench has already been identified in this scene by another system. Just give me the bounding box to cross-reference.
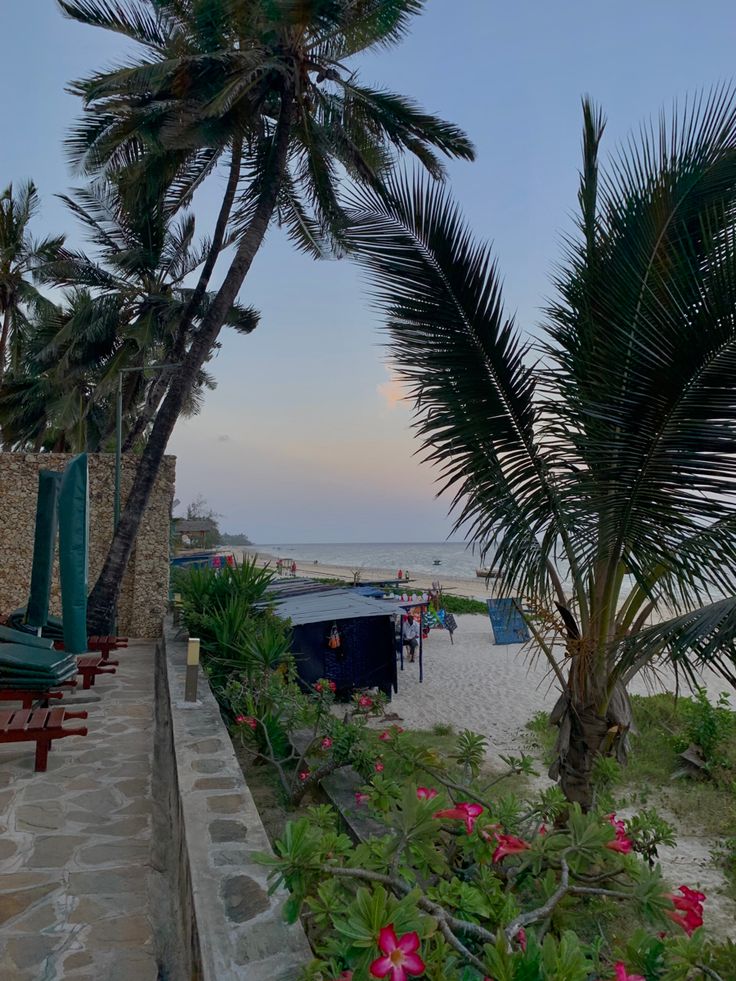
[53,636,129,662]
[0,706,88,771]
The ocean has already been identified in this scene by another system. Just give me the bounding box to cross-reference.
[254,541,484,580]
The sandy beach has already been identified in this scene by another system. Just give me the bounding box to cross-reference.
[241,548,494,600]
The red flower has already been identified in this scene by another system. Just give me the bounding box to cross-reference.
[358,696,373,708]
[374,760,384,772]
[666,884,706,935]
[321,736,333,749]
[605,813,633,854]
[355,792,370,805]
[515,927,527,952]
[491,833,531,863]
[331,973,352,981]
[328,680,337,692]
[369,924,425,981]
[299,770,310,781]
[314,683,324,693]
[613,963,645,981]
[379,731,391,741]
[538,823,548,835]
[416,787,438,801]
[235,715,257,729]
[434,802,484,834]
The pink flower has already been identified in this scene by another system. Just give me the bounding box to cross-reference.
[676,885,706,906]
[331,973,352,981]
[374,760,384,772]
[358,696,373,708]
[369,924,425,981]
[434,802,484,835]
[235,715,257,729]
[613,964,645,981]
[538,823,548,835]
[328,680,337,692]
[379,730,391,741]
[321,737,333,749]
[355,792,370,805]
[515,927,527,952]
[314,683,324,693]
[416,787,438,801]
[491,833,531,863]
[299,770,310,781]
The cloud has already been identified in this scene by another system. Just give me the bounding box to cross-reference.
[377,367,407,410]
[217,434,231,442]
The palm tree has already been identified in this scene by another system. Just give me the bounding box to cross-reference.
[0,181,64,382]
[58,0,475,632]
[344,90,736,808]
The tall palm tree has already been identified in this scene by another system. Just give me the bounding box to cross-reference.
[58,0,475,632]
[0,181,64,382]
[345,90,736,808]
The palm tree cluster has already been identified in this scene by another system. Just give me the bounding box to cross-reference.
[344,89,736,806]
[0,176,257,451]
[54,0,474,630]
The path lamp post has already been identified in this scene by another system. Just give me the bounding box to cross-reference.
[113,363,180,532]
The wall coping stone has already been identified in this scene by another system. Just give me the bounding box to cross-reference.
[163,620,312,980]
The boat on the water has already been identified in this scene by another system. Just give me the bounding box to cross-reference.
[433,559,441,565]
[475,567,500,578]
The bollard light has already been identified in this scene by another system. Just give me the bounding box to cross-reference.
[185,637,200,702]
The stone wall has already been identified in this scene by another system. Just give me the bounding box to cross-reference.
[0,452,175,638]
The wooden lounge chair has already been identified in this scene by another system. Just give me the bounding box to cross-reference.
[0,706,88,771]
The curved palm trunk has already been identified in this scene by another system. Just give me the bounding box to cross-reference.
[87,101,292,633]
[122,140,244,452]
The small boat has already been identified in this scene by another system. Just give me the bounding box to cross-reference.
[433,558,441,566]
[476,567,500,578]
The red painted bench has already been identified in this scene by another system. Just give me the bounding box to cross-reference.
[0,706,88,771]
[0,688,68,710]
[77,655,118,689]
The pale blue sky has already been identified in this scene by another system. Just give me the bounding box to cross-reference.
[2,2,736,541]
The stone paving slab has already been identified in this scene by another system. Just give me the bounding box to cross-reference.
[0,642,159,980]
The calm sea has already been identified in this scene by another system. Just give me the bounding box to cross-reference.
[255,542,483,580]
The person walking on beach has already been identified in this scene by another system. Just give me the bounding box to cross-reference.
[404,612,419,663]
[291,560,297,577]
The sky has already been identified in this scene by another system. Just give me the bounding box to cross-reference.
[3,1,736,542]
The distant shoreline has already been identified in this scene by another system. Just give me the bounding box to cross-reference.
[237,547,495,601]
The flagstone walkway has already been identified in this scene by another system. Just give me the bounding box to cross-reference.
[0,642,163,980]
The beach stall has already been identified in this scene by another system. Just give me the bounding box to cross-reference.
[264,583,400,697]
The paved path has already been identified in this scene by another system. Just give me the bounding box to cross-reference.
[0,642,160,980]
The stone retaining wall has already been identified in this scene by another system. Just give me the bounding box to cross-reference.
[160,621,311,980]
[0,452,175,637]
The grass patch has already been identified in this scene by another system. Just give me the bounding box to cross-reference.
[441,594,488,615]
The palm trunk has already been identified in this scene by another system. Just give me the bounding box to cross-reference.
[122,140,244,453]
[86,96,293,634]
[557,702,609,810]
[0,306,11,383]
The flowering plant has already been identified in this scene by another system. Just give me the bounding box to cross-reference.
[260,727,732,980]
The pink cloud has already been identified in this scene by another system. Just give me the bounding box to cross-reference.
[377,367,407,410]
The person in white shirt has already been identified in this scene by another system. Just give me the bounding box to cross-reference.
[403,612,419,663]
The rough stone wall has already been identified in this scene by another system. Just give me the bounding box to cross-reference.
[0,452,175,638]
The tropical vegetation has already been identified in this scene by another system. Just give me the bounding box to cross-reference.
[343,90,736,808]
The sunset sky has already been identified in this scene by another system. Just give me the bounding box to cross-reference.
[3,1,736,541]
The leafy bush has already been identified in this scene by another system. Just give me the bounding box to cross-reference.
[682,688,735,774]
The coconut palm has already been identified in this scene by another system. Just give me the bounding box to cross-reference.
[0,181,64,382]
[345,90,736,808]
[58,0,475,632]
